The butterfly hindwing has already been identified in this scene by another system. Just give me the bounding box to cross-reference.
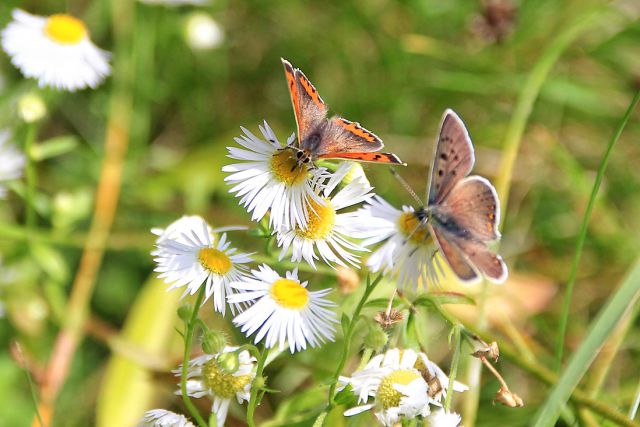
[427,109,475,206]
[447,232,507,284]
[429,224,480,284]
[313,116,384,157]
[438,176,501,241]
[318,151,404,164]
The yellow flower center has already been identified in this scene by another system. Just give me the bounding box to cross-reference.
[376,369,421,409]
[398,211,430,245]
[270,149,309,186]
[203,358,252,399]
[198,248,232,274]
[44,14,87,45]
[270,278,309,309]
[296,198,335,240]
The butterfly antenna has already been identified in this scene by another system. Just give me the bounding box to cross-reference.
[390,169,423,206]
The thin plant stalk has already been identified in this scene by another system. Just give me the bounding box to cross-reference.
[326,274,383,408]
[23,123,37,231]
[444,325,461,412]
[555,89,640,370]
[34,0,136,423]
[247,346,269,427]
[181,289,208,427]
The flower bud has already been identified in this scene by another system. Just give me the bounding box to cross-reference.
[363,323,388,352]
[201,329,227,355]
[18,93,46,123]
[177,304,192,322]
[216,350,239,374]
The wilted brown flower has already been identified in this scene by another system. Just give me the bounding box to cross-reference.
[374,308,404,328]
[495,387,524,407]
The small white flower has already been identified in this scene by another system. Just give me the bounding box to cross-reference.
[222,121,330,231]
[228,265,337,353]
[276,178,376,269]
[137,409,194,427]
[357,196,443,289]
[428,409,462,427]
[176,346,256,427]
[2,9,110,91]
[0,131,25,199]
[184,12,224,50]
[153,216,253,315]
[18,92,46,123]
[340,348,467,426]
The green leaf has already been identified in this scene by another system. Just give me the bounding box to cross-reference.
[532,259,640,426]
[30,136,79,161]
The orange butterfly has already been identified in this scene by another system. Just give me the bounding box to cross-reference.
[281,58,404,166]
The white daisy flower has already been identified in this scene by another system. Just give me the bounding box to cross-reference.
[153,216,253,315]
[357,196,443,289]
[0,131,25,198]
[228,265,337,353]
[428,409,462,427]
[222,121,330,231]
[176,346,256,427]
[340,348,468,426]
[1,9,110,91]
[137,409,194,427]
[276,178,376,269]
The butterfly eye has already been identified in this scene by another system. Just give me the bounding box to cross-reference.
[296,151,303,159]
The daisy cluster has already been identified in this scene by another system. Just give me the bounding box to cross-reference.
[145,119,465,426]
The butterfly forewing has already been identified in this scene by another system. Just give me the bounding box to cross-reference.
[427,109,475,206]
[281,58,327,144]
[438,176,501,241]
[429,224,480,283]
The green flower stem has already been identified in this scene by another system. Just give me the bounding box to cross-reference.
[247,346,269,427]
[444,325,462,412]
[555,89,640,371]
[326,274,384,408]
[180,287,208,427]
[23,123,38,231]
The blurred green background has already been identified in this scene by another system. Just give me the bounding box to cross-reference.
[1,0,640,426]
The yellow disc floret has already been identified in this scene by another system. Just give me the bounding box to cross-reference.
[398,212,430,245]
[44,14,87,45]
[376,369,421,409]
[198,248,232,274]
[270,149,308,186]
[203,357,252,399]
[296,198,335,240]
[270,278,309,309]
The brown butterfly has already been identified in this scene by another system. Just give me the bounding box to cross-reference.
[281,58,404,165]
[413,109,507,284]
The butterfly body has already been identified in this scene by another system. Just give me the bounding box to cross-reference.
[412,109,507,284]
[282,58,404,166]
